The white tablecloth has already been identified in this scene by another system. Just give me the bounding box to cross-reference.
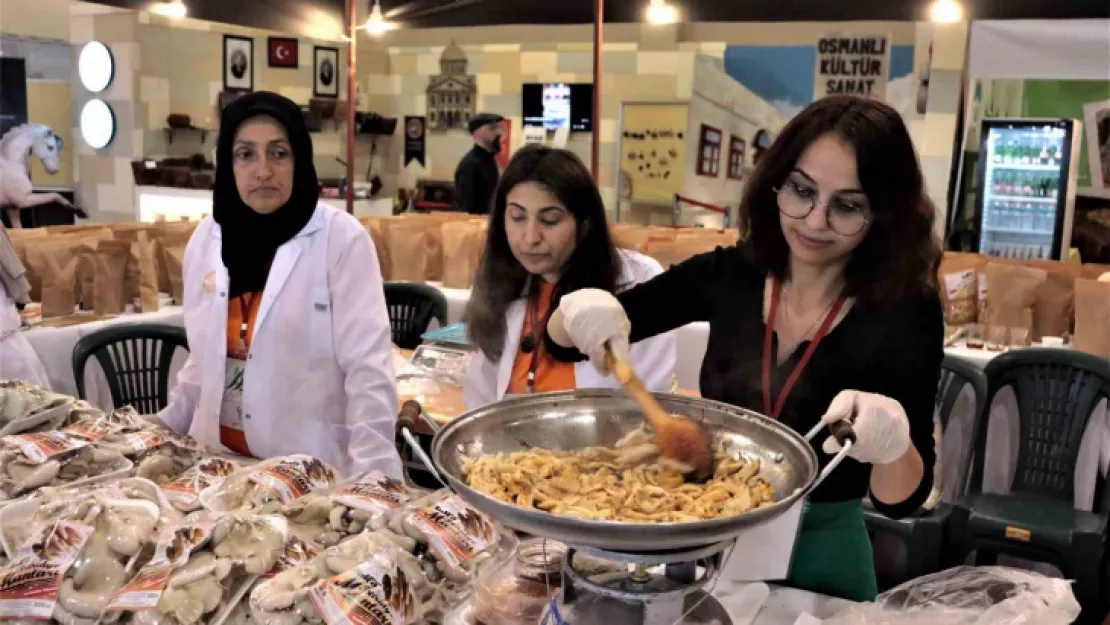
[22,307,186,409]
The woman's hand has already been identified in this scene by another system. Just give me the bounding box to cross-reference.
[821,390,910,465]
[552,289,631,375]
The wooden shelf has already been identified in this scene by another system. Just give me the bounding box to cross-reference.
[164,127,210,145]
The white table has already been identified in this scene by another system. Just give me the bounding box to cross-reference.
[22,307,186,409]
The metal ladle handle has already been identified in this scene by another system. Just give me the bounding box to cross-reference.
[398,401,450,489]
[804,418,856,491]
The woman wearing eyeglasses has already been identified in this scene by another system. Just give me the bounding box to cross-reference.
[545,95,943,601]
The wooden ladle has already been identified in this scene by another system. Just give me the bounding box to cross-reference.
[547,309,713,482]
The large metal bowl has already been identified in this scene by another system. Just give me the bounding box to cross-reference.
[431,389,819,551]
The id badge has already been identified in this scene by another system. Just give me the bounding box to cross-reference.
[220,358,247,432]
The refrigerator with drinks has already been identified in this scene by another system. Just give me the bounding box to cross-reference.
[973,118,1082,261]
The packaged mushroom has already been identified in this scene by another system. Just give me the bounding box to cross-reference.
[161,458,241,514]
[61,405,146,442]
[0,381,77,436]
[97,426,205,484]
[0,490,160,624]
[102,513,288,625]
[281,471,421,547]
[221,536,319,625]
[248,530,426,625]
[0,481,162,559]
[201,455,341,514]
[0,431,132,501]
[377,491,514,623]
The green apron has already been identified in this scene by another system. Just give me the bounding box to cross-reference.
[786,499,878,602]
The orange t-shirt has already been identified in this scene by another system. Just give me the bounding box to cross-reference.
[222,291,262,457]
[506,281,576,394]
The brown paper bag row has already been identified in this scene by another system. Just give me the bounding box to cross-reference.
[610,223,738,269]
[359,212,485,286]
[1074,278,1110,358]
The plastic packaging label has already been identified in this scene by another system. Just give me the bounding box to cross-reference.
[107,522,214,610]
[161,457,238,508]
[2,432,87,464]
[248,456,339,504]
[331,471,412,515]
[0,521,95,619]
[263,536,319,581]
[411,494,497,569]
[308,559,421,625]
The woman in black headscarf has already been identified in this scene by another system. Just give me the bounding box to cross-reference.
[157,92,401,478]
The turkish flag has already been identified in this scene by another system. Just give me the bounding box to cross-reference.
[268,37,298,68]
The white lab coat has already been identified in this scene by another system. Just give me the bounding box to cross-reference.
[0,282,49,387]
[158,204,401,478]
[463,250,677,409]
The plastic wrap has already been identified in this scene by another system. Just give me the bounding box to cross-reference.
[824,566,1081,625]
[0,488,161,622]
[0,431,133,502]
[395,345,468,425]
[0,381,76,436]
[200,456,341,514]
[162,457,241,514]
[97,424,205,485]
[281,470,423,548]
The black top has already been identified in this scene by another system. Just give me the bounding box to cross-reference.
[546,246,944,519]
[454,145,499,215]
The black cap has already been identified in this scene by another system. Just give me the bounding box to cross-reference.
[468,112,504,134]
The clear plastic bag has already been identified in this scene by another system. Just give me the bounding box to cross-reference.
[824,566,1081,625]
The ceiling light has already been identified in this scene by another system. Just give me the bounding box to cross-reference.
[646,0,678,25]
[929,0,962,23]
[78,41,114,93]
[363,0,395,37]
[151,1,187,19]
[81,99,116,150]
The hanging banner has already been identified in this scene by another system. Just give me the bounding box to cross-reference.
[813,34,890,100]
[404,116,426,167]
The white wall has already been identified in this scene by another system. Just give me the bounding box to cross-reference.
[681,55,785,225]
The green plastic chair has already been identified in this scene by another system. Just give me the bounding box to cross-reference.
[865,354,987,590]
[72,323,189,414]
[949,348,1110,620]
[383,282,448,349]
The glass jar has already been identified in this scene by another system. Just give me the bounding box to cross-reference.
[473,538,567,625]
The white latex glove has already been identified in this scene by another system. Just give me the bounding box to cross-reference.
[557,288,631,376]
[821,390,911,465]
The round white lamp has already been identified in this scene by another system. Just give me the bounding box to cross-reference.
[80,99,116,149]
[78,41,114,93]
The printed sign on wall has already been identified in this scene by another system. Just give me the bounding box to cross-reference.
[813,35,890,100]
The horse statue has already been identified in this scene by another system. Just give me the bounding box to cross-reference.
[0,124,85,227]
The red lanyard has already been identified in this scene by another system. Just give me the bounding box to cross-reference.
[761,276,846,420]
[524,289,550,394]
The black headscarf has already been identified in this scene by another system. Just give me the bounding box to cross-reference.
[213,91,319,297]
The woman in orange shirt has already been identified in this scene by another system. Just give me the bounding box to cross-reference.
[462,146,675,408]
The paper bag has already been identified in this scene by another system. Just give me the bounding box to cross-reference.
[360,217,392,280]
[1074,278,1110,358]
[22,229,111,301]
[384,219,431,282]
[133,232,160,313]
[937,253,984,326]
[610,223,653,252]
[94,239,131,315]
[985,263,1046,333]
[441,220,488,289]
[39,245,79,318]
[163,244,187,305]
[152,223,195,294]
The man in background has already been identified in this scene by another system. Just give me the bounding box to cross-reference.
[454,113,503,215]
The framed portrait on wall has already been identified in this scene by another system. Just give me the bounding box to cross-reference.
[314,46,340,98]
[223,35,254,91]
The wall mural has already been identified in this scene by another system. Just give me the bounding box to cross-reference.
[722,42,917,123]
[427,41,477,131]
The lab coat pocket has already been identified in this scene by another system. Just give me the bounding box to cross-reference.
[309,288,336,364]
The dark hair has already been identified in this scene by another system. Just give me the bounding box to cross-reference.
[738,95,941,306]
[464,146,621,361]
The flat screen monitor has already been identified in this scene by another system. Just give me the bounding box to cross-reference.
[522,83,593,132]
